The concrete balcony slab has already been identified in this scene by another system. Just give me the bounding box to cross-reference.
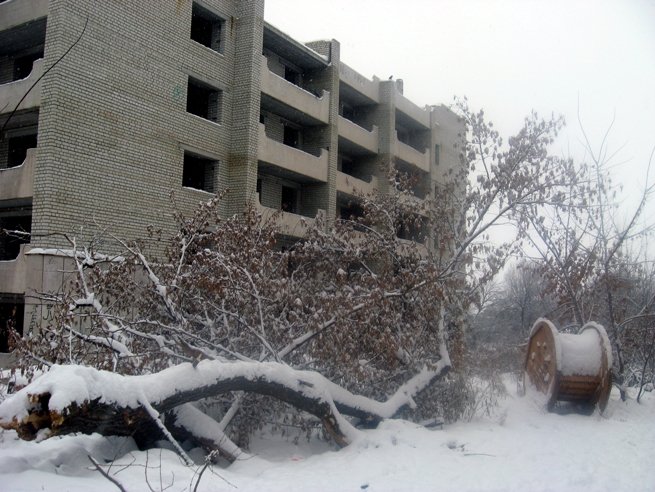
[394,136,430,173]
[395,91,430,129]
[337,116,378,154]
[255,196,323,238]
[261,56,330,124]
[0,147,35,201]
[0,58,43,114]
[336,171,379,198]
[0,243,28,294]
[338,62,379,104]
[258,124,328,183]
[0,0,48,32]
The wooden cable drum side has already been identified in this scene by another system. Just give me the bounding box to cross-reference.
[523,319,612,412]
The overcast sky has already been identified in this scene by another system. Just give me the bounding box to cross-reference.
[265,0,655,222]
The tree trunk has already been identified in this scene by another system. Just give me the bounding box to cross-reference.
[0,359,450,449]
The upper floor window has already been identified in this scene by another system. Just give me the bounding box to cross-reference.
[182,151,218,193]
[186,77,222,123]
[190,2,225,54]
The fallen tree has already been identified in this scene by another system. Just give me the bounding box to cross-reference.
[0,356,450,453]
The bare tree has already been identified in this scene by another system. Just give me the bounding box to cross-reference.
[471,261,555,345]
[519,113,655,398]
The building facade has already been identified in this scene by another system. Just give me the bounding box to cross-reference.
[0,0,460,359]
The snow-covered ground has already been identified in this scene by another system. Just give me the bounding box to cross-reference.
[1,380,653,492]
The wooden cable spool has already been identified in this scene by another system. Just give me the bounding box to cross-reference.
[523,318,612,412]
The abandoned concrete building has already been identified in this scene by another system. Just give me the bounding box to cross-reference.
[0,0,460,360]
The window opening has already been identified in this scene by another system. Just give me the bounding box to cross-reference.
[187,77,222,123]
[190,3,224,53]
[182,152,218,193]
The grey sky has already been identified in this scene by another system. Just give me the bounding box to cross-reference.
[265,0,655,220]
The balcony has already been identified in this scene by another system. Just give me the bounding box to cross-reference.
[0,58,43,115]
[395,91,430,128]
[258,124,328,182]
[336,171,379,198]
[0,0,48,32]
[0,243,28,294]
[394,134,430,173]
[339,62,379,103]
[0,147,35,201]
[255,195,323,238]
[337,116,378,154]
[260,56,330,124]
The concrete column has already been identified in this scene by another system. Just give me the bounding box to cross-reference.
[303,40,340,225]
[375,80,397,195]
[225,0,265,217]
